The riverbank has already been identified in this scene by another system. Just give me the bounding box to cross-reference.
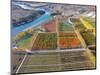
[12,2,52,36]
[12,10,45,27]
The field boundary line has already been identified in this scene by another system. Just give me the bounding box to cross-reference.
[16,54,27,73]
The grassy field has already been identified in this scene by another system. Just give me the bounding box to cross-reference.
[17,35,33,49]
[75,23,86,30]
[59,21,74,31]
[70,18,86,31]
[81,31,95,45]
[70,18,81,24]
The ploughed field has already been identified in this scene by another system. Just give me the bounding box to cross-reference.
[42,19,56,32]
[18,53,62,73]
[17,51,94,73]
[59,32,82,49]
[32,33,57,50]
[31,32,82,50]
[60,51,94,70]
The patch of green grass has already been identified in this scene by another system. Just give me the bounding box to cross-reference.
[18,35,33,48]
[59,21,74,31]
[81,31,95,45]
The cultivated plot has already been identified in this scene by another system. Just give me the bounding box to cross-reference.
[11,1,96,74]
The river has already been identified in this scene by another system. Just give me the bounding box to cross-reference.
[12,2,52,36]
